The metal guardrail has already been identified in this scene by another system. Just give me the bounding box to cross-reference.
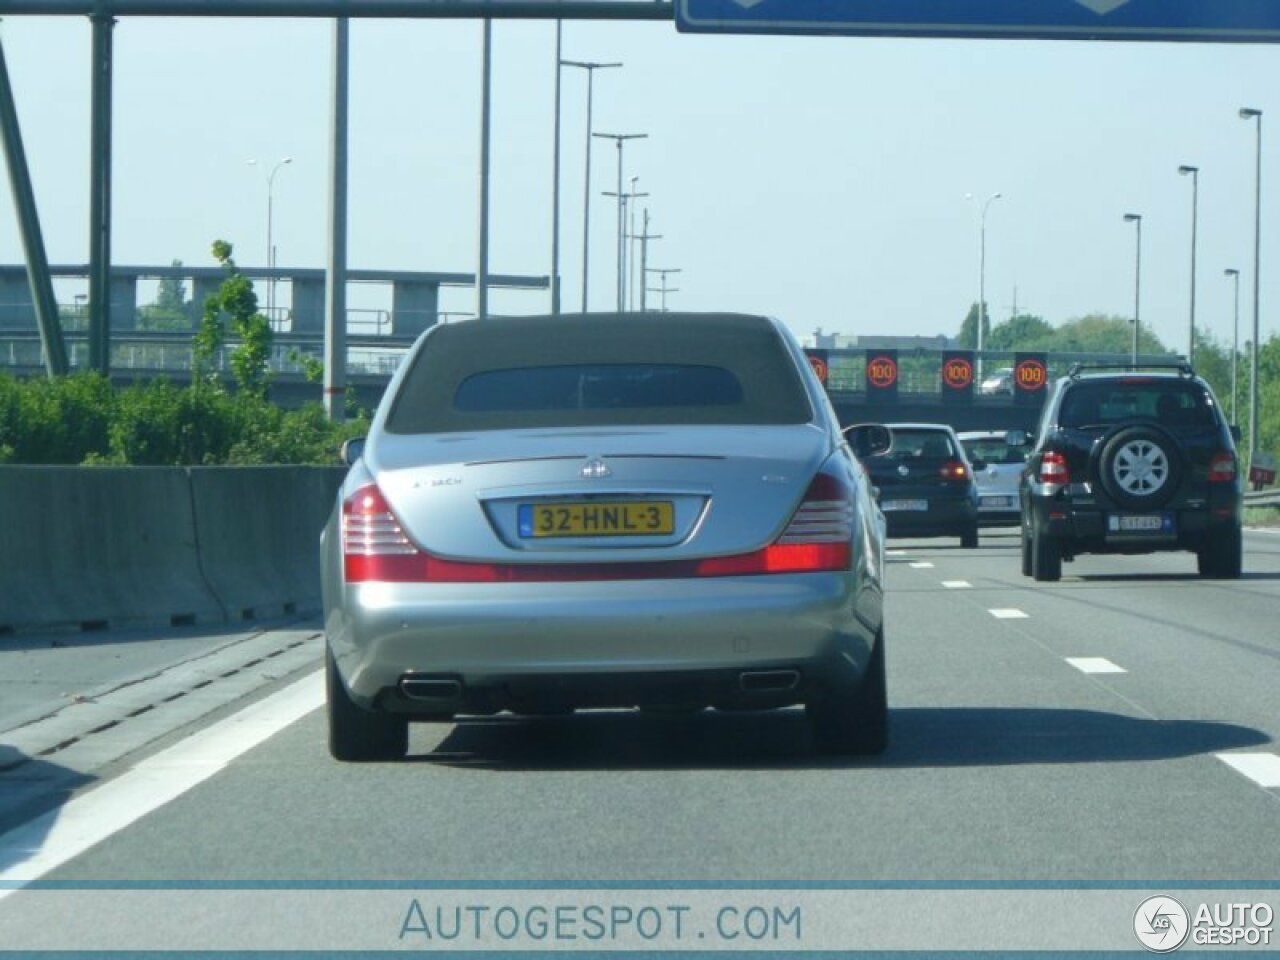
[1243,489,1280,507]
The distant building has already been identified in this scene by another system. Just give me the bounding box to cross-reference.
[805,327,953,352]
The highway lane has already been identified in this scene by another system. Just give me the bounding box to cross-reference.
[1,530,1277,889]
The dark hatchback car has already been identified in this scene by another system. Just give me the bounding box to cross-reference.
[848,423,980,547]
[1019,363,1243,581]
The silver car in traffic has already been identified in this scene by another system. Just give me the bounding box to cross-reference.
[957,430,1027,527]
[321,312,889,761]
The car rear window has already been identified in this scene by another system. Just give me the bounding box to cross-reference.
[887,429,957,459]
[385,314,814,434]
[961,437,1026,465]
[1058,381,1216,429]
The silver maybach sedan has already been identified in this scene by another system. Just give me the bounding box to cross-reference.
[321,312,889,761]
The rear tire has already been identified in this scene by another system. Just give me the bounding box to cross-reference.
[1020,523,1033,577]
[807,630,888,756]
[1032,526,1062,582]
[960,525,979,549]
[327,646,408,762]
[1197,526,1243,579]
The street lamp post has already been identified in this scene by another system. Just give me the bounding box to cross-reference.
[593,131,647,311]
[602,179,647,310]
[550,22,562,315]
[560,59,621,313]
[1240,107,1263,468]
[247,156,292,325]
[1123,213,1143,367]
[1225,268,1241,426]
[1178,165,1199,365]
[966,192,1002,381]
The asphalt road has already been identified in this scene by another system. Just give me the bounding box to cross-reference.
[2,528,1279,891]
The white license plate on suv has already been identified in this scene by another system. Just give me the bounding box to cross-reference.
[882,499,928,512]
[1107,513,1175,534]
[981,496,1016,509]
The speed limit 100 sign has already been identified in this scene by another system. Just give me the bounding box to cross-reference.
[1015,358,1047,390]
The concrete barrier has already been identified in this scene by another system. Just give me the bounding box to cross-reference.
[0,465,347,633]
[0,466,223,632]
[187,466,345,621]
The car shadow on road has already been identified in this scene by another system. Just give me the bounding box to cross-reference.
[410,706,1269,771]
[1074,571,1280,584]
[0,746,96,875]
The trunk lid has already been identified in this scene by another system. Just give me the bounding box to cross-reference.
[367,425,832,562]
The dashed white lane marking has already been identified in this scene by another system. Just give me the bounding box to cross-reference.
[1216,752,1280,788]
[0,670,324,895]
[989,608,1029,619]
[887,550,908,557]
[942,580,972,589]
[909,561,935,569]
[1065,657,1127,674]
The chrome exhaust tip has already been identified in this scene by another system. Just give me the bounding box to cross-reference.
[738,669,800,693]
[400,676,463,701]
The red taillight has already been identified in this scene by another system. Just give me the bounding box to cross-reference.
[1208,450,1237,483]
[1039,451,1070,484]
[940,459,969,481]
[342,484,424,582]
[341,469,855,584]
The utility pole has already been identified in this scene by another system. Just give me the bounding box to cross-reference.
[645,267,681,312]
[633,209,661,312]
[602,182,647,310]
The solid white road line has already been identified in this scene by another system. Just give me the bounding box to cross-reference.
[941,580,972,589]
[1065,657,1127,675]
[0,670,324,895]
[909,562,935,569]
[1216,752,1280,789]
[989,608,1029,619]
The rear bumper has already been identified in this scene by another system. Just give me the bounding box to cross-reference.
[881,496,976,537]
[1026,483,1241,554]
[323,572,879,715]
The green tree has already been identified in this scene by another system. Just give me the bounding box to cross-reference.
[195,241,273,399]
[956,302,990,350]
[157,262,186,311]
[138,260,191,332]
[986,313,1055,352]
[1048,314,1171,356]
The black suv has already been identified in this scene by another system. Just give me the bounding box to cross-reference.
[1019,363,1242,581]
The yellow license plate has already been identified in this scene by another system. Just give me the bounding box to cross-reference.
[519,501,675,538]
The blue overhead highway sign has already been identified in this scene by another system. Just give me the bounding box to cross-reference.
[676,0,1280,43]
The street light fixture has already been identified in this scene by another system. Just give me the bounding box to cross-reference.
[1224,268,1241,425]
[1239,106,1263,468]
[965,192,1002,380]
[1177,164,1199,365]
[646,266,681,312]
[594,131,647,311]
[1123,213,1143,367]
[247,156,292,325]
[560,59,621,312]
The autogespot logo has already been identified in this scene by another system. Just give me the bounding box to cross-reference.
[1134,896,1191,953]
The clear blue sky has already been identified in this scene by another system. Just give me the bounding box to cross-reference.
[2,13,1279,353]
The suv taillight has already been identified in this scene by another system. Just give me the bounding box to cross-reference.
[1208,451,1237,484]
[1039,451,1070,484]
[940,459,969,481]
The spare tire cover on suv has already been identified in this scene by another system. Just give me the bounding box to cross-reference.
[1095,425,1183,509]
